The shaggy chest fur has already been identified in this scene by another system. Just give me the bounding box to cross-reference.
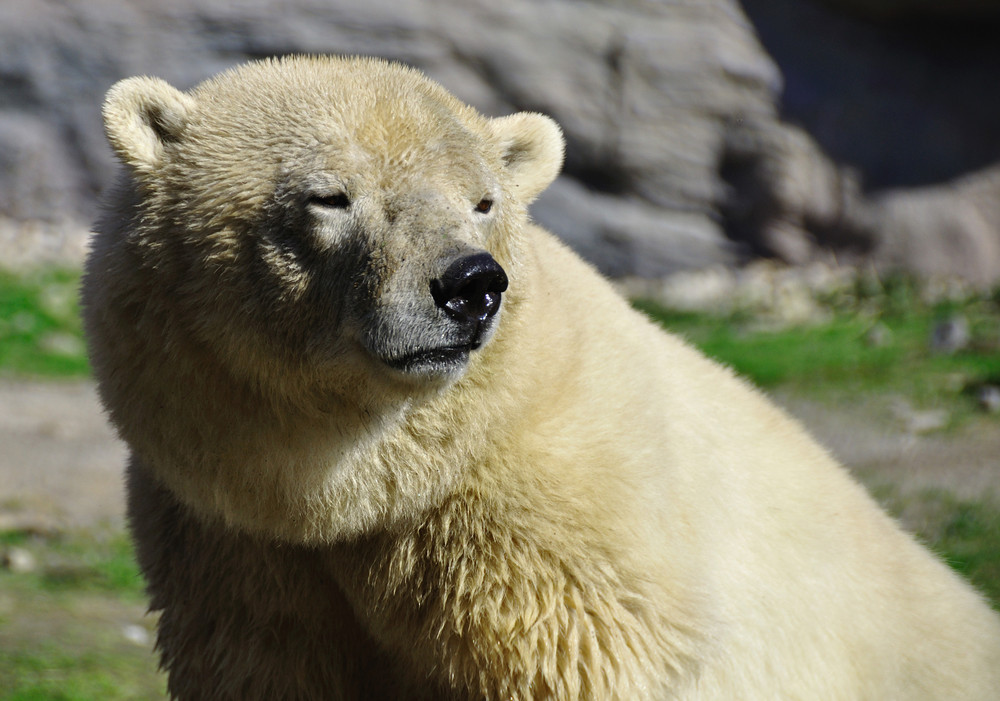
[130,465,695,701]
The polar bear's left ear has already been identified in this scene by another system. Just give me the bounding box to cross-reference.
[490,113,565,203]
[102,76,196,175]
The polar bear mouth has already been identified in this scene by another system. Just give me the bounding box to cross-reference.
[384,343,480,374]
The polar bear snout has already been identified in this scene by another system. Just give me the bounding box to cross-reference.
[367,252,508,379]
[430,252,508,332]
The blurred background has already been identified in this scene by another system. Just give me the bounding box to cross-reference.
[1,0,998,697]
[5,0,1000,284]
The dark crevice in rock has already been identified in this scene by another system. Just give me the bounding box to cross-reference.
[564,158,633,197]
[742,0,1000,190]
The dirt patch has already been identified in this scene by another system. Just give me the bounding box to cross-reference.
[0,380,126,532]
[775,391,1000,506]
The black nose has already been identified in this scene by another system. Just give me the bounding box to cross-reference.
[430,252,509,325]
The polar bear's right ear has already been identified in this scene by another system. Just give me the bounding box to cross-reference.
[490,113,565,203]
[102,77,195,173]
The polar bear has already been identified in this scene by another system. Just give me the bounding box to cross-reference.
[83,56,1000,700]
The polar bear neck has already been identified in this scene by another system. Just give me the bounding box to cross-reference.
[113,339,517,543]
[86,239,532,545]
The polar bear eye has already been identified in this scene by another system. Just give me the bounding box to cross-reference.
[309,192,351,210]
[474,198,493,214]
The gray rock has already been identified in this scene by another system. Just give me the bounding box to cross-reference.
[977,385,1000,414]
[121,623,151,647]
[865,323,892,348]
[1,0,1000,284]
[532,178,740,278]
[929,315,971,355]
[0,0,784,277]
[1,546,36,574]
[717,118,868,264]
[868,171,1000,289]
[891,400,950,435]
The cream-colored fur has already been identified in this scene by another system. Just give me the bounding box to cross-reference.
[83,56,1000,700]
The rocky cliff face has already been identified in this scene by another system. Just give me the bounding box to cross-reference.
[3,0,1000,285]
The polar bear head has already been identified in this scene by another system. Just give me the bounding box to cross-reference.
[98,56,564,401]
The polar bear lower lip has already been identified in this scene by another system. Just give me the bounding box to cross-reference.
[385,345,473,373]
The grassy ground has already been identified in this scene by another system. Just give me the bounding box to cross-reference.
[0,269,164,698]
[872,487,1000,605]
[0,267,998,698]
[0,269,89,378]
[633,279,1000,408]
[0,529,166,700]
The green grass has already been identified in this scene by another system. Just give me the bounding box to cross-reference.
[1,646,164,701]
[0,529,165,700]
[39,532,143,598]
[936,499,1000,598]
[0,529,145,603]
[0,269,89,377]
[871,488,1000,608]
[633,291,1000,411]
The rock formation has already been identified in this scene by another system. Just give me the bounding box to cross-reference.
[2,0,999,284]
